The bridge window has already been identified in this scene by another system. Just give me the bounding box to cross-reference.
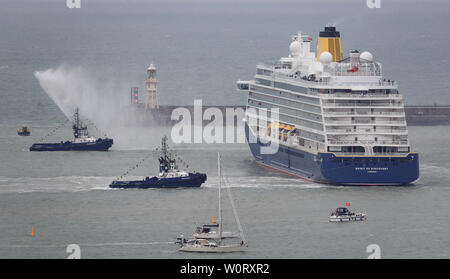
[373,146,409,153]
[341,146,365,153]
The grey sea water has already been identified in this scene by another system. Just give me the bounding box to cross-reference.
[0,0,450,258]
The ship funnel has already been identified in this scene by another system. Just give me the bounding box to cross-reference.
[317,26,343,62]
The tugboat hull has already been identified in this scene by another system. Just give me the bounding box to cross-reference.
[109,173,207,189]
[29,138,113,151]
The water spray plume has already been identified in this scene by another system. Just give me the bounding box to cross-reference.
[34,65,167,150]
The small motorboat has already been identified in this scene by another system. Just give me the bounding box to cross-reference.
[329,207,366,222]
[18,126,30,136]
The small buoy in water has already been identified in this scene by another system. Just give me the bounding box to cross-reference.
[31,227,35,237]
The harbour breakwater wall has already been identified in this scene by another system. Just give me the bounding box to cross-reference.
[403,106,450,126]
[122,104,450,127]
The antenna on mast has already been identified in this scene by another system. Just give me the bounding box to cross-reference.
[72,107,88,139]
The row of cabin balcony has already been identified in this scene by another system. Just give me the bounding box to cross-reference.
[326,127,408,135]
[248,97,322,119]
[253,76,398,99]
[317,88,398,95]
[325,119,406,125]
[323,99,402,104]
[325,116,406,124]
[326,145,410,155]
[323,110,405,116]
[319,92,401,99]
[322,100,403,108]
[328,134,408,142]
[247,102,323,125]
[248,90,321,111]
[327,139,409,145]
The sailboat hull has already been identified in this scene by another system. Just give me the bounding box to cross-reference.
[179,244,247,253]
[193,231,238,239]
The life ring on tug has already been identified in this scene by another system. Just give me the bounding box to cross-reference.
[196,228,201,234]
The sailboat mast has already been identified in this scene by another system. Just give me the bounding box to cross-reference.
[227,177,246,244]
[218,152,222,243]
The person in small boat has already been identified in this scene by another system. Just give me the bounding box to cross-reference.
[180,234,184,243]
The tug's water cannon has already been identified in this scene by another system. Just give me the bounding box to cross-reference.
[317,26,343,62]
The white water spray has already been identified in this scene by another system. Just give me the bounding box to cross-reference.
[34,65,167,150]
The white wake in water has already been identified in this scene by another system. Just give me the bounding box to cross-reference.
[0,175,114,194]
[203,175,328,190]
[1,242,173,249]
[0,174,328,193]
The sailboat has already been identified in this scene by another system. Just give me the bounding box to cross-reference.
[179,152,247,253]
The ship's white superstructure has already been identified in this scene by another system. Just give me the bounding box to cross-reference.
[238,26,419,185]
[240,29,409,158]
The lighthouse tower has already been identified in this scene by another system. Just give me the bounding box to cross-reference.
[146,64,159,109]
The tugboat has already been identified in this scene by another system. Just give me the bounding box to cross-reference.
[329,207,367,222]
[17,126,30,136]
[109,136,207,189]
[29,108,113,151]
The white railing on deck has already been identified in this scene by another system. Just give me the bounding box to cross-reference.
[323,111,405,116]
[321,93,401,99]
[325,120,406,125]
[327,140,409,145]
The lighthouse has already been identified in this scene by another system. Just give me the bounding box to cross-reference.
[146,64,159,109]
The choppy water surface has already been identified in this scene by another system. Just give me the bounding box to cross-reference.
[0,125,449,258]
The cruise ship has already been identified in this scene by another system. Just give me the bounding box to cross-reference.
[237,26,419,185]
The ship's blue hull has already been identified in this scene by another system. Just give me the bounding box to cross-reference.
[29,138,113,151]
[109,173,207,189]
[245,123,419,186]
